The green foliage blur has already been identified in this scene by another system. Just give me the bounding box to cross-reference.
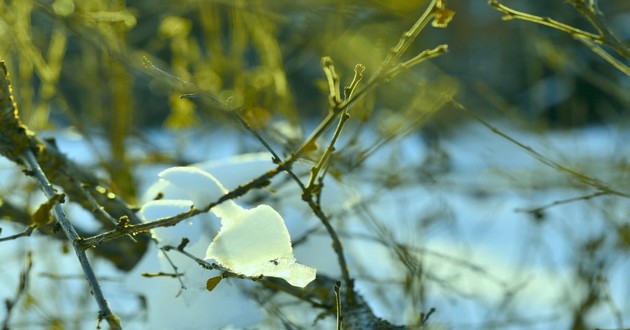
[2,0,628,132]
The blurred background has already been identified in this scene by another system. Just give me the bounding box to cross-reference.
[2,0,628,126]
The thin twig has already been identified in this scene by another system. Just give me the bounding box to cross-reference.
[1,252,32,330]
[380,0,441,70]
[157,245,187,297]
[451,99,629,198]
[489,0,602,41]
[421,308,436,326]
[384,44,449,79]
[488,0,630,76]
[76,180,137,243]
[304,194,354,302]
[334,281,343,330]
[21,150,121,330]
[0,225,36,243]
[233,113,307,191]
[307,62,365,190]
[568,0,630,59]
[161,244,262,281]
[580,39,630,76]
[515,191,608,215]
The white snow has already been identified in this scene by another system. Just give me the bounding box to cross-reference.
[146,166,316,288]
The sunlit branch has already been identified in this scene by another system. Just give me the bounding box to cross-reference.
[489,0,630,76]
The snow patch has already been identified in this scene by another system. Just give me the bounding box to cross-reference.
[144,166,316,288]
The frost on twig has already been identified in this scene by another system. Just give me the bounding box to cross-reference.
[141,166,316,288]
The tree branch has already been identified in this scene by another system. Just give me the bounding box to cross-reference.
[20,150,122,330]
[0,61,149,270]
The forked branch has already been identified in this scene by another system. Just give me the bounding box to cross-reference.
[489,0,630,76]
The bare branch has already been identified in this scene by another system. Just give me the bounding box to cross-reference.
[21,150,121,330]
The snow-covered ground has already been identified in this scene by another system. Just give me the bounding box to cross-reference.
[0,120,629,329]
